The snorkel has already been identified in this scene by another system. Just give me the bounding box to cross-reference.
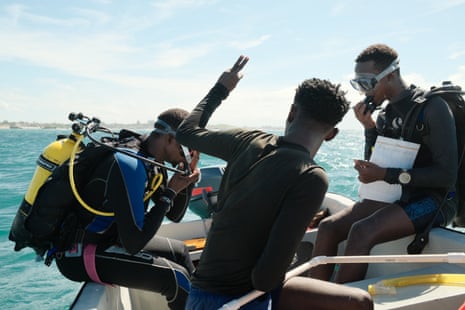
[362,96,376,115]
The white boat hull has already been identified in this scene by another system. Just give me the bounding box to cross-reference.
[71,192,465,310]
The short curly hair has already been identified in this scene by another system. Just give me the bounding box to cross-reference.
[294,78,349,127]
[155,108,189,131]
[355,43,398,72]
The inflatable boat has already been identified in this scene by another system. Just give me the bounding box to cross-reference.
[70,166,465,310]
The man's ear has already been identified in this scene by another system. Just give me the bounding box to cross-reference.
[287,104,296,123]
[387,71,397,82]
[167,134,176,144]
[324,127,339,141]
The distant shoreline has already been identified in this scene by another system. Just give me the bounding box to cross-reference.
[0,121,154,130]
[0,122,285,132]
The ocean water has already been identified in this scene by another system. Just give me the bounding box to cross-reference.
[0,127,363,309]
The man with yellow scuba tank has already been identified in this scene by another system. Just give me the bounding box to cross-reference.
[10,109,200,310]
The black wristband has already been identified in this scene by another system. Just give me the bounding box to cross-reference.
[384,168,402,184]
[213,83,230,100]
[159,196,172,213]
[164,187,177,200]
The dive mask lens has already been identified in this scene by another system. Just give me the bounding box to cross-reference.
[350,58,400,93]
[350,77,376,93]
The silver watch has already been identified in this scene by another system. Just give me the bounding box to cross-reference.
[398,170,411,185]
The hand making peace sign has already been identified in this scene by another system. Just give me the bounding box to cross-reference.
[217,55,249,92]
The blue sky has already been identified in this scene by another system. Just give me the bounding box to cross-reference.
[1,0,465,129]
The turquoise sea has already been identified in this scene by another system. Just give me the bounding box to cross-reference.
[0,127,363,309]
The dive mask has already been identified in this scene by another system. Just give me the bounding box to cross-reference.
[350,58,400,93]
[152,118,193,165]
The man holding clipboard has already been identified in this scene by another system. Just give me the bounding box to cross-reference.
[310,43,458,284]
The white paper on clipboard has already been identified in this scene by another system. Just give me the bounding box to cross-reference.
[358,136,420,203]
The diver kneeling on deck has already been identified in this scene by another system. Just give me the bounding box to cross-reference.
[177,56,373,310]
[55,109,198,310]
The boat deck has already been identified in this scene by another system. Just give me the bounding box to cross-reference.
[70,193,465,310]
[348,263,465,310]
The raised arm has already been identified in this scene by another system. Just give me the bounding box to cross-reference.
[176,56,249,159]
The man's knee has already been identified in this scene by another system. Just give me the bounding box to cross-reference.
[349,220,368,238]
[276,277,373,310]
[349,288,374,310]
[317,216,345,241]
[346,220,377,250]
[317,216,334,234]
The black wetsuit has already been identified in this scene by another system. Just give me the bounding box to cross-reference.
[55,150,194,310]
[177,84,328,306]
[369,85,458,229]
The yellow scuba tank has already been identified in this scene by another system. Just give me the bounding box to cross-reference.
[9,131,83,256]
[25,133,81,205]
[9,112,168,259]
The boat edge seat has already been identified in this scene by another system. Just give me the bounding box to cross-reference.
[347,263,465,310]
[367,227,465,278]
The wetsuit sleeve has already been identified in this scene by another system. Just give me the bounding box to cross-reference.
[106,153,167,254]
[364,127,378,160]
[251,167,328,291]
[404,97,458,188]
[165,184,194,222]
[176,83,255,161]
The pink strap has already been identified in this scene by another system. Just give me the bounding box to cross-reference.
[83,244,107,285]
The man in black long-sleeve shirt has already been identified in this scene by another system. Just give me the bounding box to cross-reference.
[178,56,373,310]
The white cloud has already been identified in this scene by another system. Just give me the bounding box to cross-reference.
[1,0,464,129]
[150,0,218,20]
[449,49,465,60]
[229,35,271,50]
[0,4,135,78]
[71,8,111,25]
[404,73,429,87]
[211,86,292,127]
[405,71,465,90]
[152,43,213,68]
[0,98,8,109]
[4,3,26,24]
[330,3,346,16]
[425,0,465,14]
[0,28,133,77]
[0,87,36,118]
[90,0,113,4]
[449,65,465,86]
[5,3,88,27]
[0,3,218,86]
